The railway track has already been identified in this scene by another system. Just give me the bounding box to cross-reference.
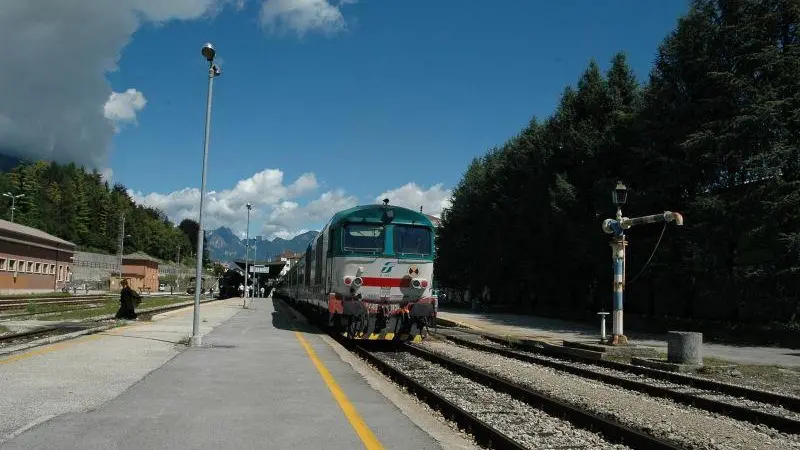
[435,330,800,434]
[0,296,222,349]
[471,330,800,411]
[354,342,680,450]
[0,294,110,311]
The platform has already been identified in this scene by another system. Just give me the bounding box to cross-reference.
[1,298,476,449]
[436,308,800,368]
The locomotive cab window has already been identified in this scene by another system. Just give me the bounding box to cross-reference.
[393,225,432,256]
[342,224,385,253]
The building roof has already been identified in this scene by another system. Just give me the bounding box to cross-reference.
[329,204,434,228]
[278,250,303,259]
[0,218,76,247]
[122,252,160,263]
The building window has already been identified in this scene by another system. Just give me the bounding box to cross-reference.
[58,265,64,281]
[8,260,15,271]
[0,258,5,271]
[35,262,41,274]
[26,261,33,273]
[49,264,55,275]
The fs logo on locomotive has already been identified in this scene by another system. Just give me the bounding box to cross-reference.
[380,262,396,274]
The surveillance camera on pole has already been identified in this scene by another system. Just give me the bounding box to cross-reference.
[191,42,222,348]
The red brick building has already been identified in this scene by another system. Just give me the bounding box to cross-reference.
[0,219,76,292]
[110,252,160,293]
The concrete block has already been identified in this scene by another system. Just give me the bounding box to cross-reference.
[667,331,703,365]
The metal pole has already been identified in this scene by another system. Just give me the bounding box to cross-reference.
[244,206,250,308]
[118,214,125,278]
[610,232,628,345]
[602,209,683,346]
[191,60,216,348]
[10,196,15,223]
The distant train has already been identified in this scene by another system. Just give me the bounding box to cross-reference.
[273,201,436,341]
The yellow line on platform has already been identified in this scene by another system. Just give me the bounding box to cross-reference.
[294,331,384,450]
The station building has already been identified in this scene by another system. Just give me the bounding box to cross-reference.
[109,252,161,293]
[0,219,76,292]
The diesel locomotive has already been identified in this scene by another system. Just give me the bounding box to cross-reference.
[274,200,436,341]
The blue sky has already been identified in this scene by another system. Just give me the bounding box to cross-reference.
[68,1,690,239]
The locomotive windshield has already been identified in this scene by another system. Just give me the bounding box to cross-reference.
[393,225,432,256]
[342,224,385,253]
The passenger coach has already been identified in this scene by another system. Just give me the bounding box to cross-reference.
[275,200,436,341]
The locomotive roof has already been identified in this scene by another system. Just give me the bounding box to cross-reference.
[328,204,434,228]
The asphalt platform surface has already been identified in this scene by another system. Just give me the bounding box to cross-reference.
[0,297,454,449]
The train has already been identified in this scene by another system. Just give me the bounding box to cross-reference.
[273,200,437,342]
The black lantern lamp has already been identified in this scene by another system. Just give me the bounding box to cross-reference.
[612,181,627,206]
[612,181,627,219]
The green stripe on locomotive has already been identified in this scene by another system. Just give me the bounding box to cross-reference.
[327,204,435,261]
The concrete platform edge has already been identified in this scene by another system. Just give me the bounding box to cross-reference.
[0,324,117,357]
[0,299,230,358]
[275,298,480,450]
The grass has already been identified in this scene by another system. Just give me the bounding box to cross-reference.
[608,350,800,396]
[38,296,192,321]
[695,357,800,397]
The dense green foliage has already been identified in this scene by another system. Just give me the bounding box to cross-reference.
[0,160,210,267]
[437,0,800,326]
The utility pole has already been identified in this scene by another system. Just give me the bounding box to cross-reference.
[3,192,24,223]
[244,203,251,308]
[602,181,684,345]
[118,214,126,279]
[191,42,221,348]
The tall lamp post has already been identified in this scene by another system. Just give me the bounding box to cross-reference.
[3,192,24,223]
[118,233,132,279]
[601,181,684,345]
[243,202,251,308]
[191,42,222,348]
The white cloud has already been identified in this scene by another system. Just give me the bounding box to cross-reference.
[260,189,358,238]
[375,183,452,217]
[0,0,356,169]
[259,0,354,36]
[100,167,114,183]
[104,88,147,132]
[129,168,324,239]
[129,170,450,241]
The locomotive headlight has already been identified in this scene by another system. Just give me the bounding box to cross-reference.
[410,278,428,289]
[353,277,363,287]
[344,277,352,286]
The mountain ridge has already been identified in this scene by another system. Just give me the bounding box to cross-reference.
[207,227,318,261]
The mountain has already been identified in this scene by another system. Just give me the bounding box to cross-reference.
[207,227,319,261]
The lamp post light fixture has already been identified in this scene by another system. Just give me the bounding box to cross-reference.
[3,192,24,223]
[601,181,684,345]
[191,42,222,348]
[243,203,252,308]
[612,181,627,219]
[118,233,132,279]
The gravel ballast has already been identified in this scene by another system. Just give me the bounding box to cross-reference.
[419,340,800,450]
[468,337,800,421]
[373,350,631,450]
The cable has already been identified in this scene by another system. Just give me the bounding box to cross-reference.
[627,222,667,285]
